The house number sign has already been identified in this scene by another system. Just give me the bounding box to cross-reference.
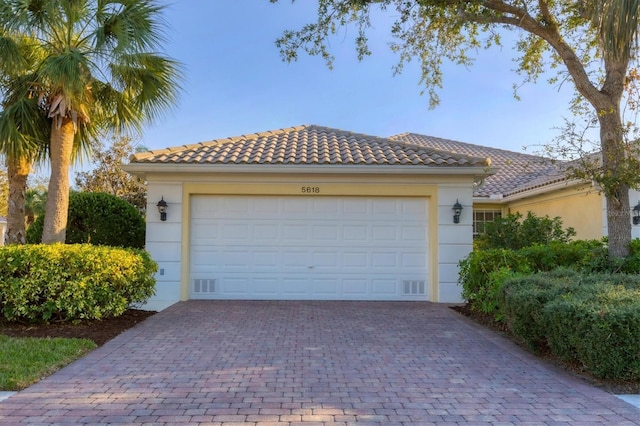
[301,186,321,194]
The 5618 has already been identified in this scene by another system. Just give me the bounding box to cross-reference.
[301,186,320,194]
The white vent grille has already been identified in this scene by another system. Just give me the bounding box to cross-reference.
[403,280,426,295]
[193,279,216,294]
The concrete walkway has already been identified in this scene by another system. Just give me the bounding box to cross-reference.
[1,301,638,425]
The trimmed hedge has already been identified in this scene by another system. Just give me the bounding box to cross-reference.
[501,269,580,352]
[502,271,640,380]
[27,192,145,248]
[0,244,157,322]
[459,240,604,317]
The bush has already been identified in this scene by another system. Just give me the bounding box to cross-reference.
[543,283,640,380]
[475,212,576,250]
[500,270,640,380]
[0,244,157,322]
[501,270,579,352]
[459,248,529,315]
[459,240,603,318]
[27,192,145,248]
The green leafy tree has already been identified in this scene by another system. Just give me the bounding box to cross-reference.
[27,191,145,248]
[75,136,146,215]
[273,0,640,258]
[0,1,182,244]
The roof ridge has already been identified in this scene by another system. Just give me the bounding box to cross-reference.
[387,139,491,167]
[131,125,313,161]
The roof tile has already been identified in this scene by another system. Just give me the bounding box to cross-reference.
[132,125,490,168]
[389,133,562,197]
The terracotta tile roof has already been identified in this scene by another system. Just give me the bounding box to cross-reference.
[389,133,565,198]
[132,125,490,168]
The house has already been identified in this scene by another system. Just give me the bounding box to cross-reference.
[125,125,493,310]
[126,124,637,310]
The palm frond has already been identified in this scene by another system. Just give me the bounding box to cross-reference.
[592,0,640,62]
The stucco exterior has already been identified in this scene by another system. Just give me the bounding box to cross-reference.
[505,184,603,240]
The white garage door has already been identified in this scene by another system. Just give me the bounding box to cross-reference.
[189,195,429,300]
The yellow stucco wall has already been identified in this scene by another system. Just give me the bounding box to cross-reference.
[505,186,603,240]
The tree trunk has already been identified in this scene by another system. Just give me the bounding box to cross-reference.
[599,109,632,258]
[5,155,31,244]
[42,118,75,244]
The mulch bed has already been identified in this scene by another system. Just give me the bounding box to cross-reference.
[0,309,156,346]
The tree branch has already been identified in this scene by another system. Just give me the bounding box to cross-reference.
[457,0,606,108]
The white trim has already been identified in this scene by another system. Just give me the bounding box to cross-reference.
[502,179,590,202]
[124,163,494,178]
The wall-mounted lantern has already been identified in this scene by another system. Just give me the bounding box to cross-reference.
[157,197,168,222]
[452,199,463,224]
[633,201,640,225]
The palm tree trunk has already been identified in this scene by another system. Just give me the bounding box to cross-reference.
[5,155,31,244]
[42,118,74,244]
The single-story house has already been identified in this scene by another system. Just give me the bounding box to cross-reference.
[126,124,638,310]
[126,125,493,309]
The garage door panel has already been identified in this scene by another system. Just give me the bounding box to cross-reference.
[372,252,398,267]
[282,224,308,239]
[372,226,398,241]
[282,251,309,267]
[342,225,368,240]
[254,224,279,240]
[253,251,280,267]
[281,278,311,295]
[402,252,427,267]
[190,196,429,300]
[283,198,309,214]
[343,279,367,295]
[312,251,339,268]
[402,225,427,241]
[372,279,397,295]
[312,198,339,213]
[311,278,339,295]
[253,278,280,295]
[342,252,368,268]
[256,198,279,214]
[220,277,249,295]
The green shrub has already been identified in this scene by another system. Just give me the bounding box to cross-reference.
[475,212,576,250]
[459,248,530,315]
[0,244,157,322]
[501,271,578,352]
[543,284,640,380]
[459,240,603,318]
[27,192,145,248]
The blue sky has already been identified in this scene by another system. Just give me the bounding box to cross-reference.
[139,1,577,154]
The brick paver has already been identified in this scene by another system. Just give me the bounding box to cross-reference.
[1,301,638,425]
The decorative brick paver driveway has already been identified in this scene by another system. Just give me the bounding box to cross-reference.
[1,301,639,425]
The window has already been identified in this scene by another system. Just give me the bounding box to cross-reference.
[473,210,502,237]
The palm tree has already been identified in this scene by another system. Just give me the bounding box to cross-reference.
[0,0,181,243]
[0,72,51,244]
[25,186,46,227]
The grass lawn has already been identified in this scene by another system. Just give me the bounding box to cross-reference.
[0,335,96,391]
